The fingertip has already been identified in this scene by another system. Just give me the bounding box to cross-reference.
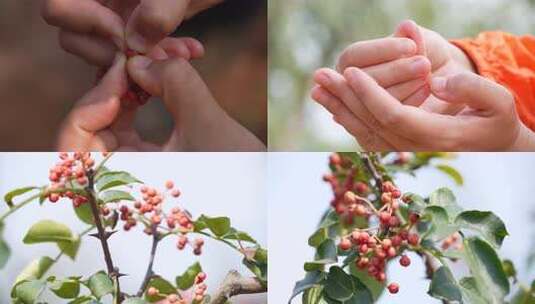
[310,85,324,101]
[128,55,153,71]
[189,39,205,59]
[411,55,432,76]
[313,69,332,86]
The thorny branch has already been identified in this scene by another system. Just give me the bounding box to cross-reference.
[137,224,160,296]
[210,270,267,304]
[86,169,123,302]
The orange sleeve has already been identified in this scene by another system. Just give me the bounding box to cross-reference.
[451,32,535,131]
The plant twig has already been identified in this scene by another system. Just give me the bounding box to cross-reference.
[86,169,123,302]
[361,152,383,189]
[210,270,267,304]
[137,224,160,296]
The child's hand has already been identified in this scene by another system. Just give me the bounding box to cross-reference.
[41,0,220,65]
[315,67,535,151]
[335,20,476,115]
[126,56,266,151]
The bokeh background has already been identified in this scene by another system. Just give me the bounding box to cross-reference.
[269,153,535,303]
[269,0,535,151]
[0,153,267,303]
[0,1,267,151]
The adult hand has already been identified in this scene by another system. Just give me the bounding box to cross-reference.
[336,20,476,115]
[326,67,535,151]
[41,0,222,65]
[126,55,266,151]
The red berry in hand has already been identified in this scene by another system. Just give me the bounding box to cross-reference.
[400,255,411,267]
[388,283,399,294]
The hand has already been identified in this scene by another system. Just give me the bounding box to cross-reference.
[41,0,222,65]
[125,55,266,151]
[336,20,476,115]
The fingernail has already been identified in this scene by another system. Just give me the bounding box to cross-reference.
[410,58,428,75]
[403,41,417,55]
[315,72,331,85]
[127,31,148,53]
[431,77,447,93]
[129,56,152,69]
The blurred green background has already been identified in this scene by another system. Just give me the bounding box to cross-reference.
[268,0,535,151]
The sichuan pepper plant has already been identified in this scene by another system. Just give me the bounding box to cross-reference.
[289,152,534,304]
[0,153,267,304]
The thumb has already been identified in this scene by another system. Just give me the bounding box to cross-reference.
[430,73,514,111]
[58,53,127,150]
[127,56,220,123]
[394,20,426,56]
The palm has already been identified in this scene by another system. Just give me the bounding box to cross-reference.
[418,29,472,115]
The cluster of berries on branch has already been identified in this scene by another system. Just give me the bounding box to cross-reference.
[147,271,208,303]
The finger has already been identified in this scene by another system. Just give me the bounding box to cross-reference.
[430,73,514,113]
[361,55,430,88]
[159,37,205,60]
[125,0,189,53]
[59,30,117,66]
[394,20,426,56]
[337,38,417,72]
[344,67,463,148]
[41,0,125,49]
[311,86,393,151]
[57,54,127,151]
[127,56,217,123]
[387,78,429,103]
[91,130,119,151]
[399,83,431,107]
[313,68,416,150]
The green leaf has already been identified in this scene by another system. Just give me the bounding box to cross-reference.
[123,298,149,304]
[243,258,268,283]
[68,296,102,304]
[95,171,142,191]
[303,286,323,304]
[12,280,46,304]
[459,277,487,304]
[14,257,54,285]
[305,240,337,271]
[196,215,231,237]
[404,193,427,214]
[85,271,113,300]
[288,271,326,303]
[74,203,95,225]
[349,263,384,301]
[0,222,10,269]
[4,186,39,207]
[502,259,517,279]
[100,190,135,203]
[50,278,81,299]
[223,228,257,243]
[455,211,508,249]
[176,262,202,290]
[318,210,340,229]
[23,220,75,244]
[58,233,81,260]
[463,237,510,304]
[436,164,464,186]
[309,227,328,248]
[428,266,463,302]
[422,206,459,241]
[346,276,373,304]
[324,266,354,301]
[429,188,463,218]
[145,277,177,302]
[254,247,268,264]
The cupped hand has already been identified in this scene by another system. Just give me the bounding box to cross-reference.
[41,0,222,66]
[336,20,476,115]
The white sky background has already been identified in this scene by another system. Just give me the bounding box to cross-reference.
[0,153,267,304]
[268,153,535,304]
